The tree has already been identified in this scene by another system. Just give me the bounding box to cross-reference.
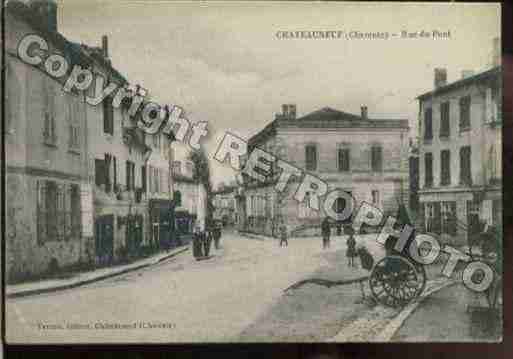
[188,149,214,227]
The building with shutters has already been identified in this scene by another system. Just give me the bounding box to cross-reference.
[4,0,91,281]
[4,0,178,281]
[417,62,502,244]
[238,104,410,237]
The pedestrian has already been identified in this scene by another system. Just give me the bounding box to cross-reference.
[214,222,222,249]
[279,222,288,247]
[321,217,331,249]
[346,227,356,267]
[192,225,203,258]
[203,225,213,257]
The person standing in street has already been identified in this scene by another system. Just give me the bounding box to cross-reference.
[279,222,288,247]
[321,217,331,249]
[192,225,203,259]
[214,222,222,249]
[203,224,213,257]
[346,227,356,267]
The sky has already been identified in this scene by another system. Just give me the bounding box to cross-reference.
[57,1,500,187]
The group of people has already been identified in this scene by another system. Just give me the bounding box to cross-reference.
[192,222,223,259]
[278,217,359,267]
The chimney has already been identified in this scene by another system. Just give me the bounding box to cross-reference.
[29,0,58,33]
[282,104,289,117]
[102,35,109,59]
[434,68,447,89]
[288,104,296,119]
[492,37,501,67]
[361,106,368,120]
[461,70,475,79]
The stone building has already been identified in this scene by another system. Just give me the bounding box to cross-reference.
[169,143,208,235]
[4,0,91,281]
[171,160,199,236]
[4,0,179,281]
[238,104,410,237]
[417,63,502,244]
[212,184,237,226]
[81,36,159,265]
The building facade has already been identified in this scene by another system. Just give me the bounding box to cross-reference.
[169,144,207,236]
[212,185,237,226]
[5,0,91,281]
[417,66,502,244]
[4,0,180,281]
[238,104,410,237]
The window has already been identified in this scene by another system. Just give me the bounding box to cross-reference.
[104,154,112,192]
[67,101,81,152]
[113,156,117,189]
[440,150,451,185]
[460,146,472,185]
[441,201,456,235]
[95,159,107,188]
[126,161,135,191]
[37,181,81,244]
[371,146,383,172]
[425,153,433,187]
[172,161,181,175]
[371,190,380,206]
[141,165,147,192]
[459,96,471,131]
[425,202,441,234]
[488,145,498,183]
[70,184,81,237]
[492,199,502,227]
[153,167,160,193]
[440,102,450,137]
[5,61,21,133]
[43,81,57,146]
[103,96,114,135]
[424,108,433,140]
[466,200,481,234]
[338,147,350,172]
[305,144,317,171]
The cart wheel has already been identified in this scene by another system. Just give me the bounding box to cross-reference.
[370,255,426,308]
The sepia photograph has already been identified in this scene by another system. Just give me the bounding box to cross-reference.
[2,0,503,344]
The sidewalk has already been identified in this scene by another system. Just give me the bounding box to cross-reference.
[5,245,189,299]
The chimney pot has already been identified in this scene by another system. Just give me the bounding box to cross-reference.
[361,106,368,120]
[434,68,447,89]
[288,104,296,119]
[102,35,109,59]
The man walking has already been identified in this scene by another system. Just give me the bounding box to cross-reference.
[279,222,288,247]
[321,217,331,249]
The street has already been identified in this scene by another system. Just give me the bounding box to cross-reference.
[6,230,500,344]
[6,231,380,344]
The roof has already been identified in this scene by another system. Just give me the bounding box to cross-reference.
[7,0,128,85]
[248,107,409,147]
[417,66,501,101]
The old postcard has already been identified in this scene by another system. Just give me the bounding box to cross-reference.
[3,1,502,343]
